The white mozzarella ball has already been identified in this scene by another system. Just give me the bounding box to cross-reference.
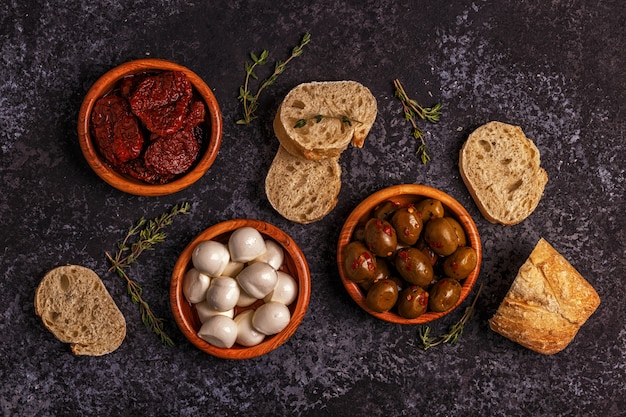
[182,268,211,304]
[205,276,240,312]
[192,240,230,276]
[264,271,298,305]
[236,288,258,308]
[228,227,267,263]
[197,315,238,348]
[252,301,291,335]
[194,300,234,323]
[221,261,244,278]
[236,262,278,299]
[234,310,265,347]
[251,240,284,270]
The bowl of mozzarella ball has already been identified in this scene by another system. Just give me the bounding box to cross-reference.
[170,219,311,359]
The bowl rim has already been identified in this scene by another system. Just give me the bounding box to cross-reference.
[337,183,482,324]
[77,58,223,196]
[170,218,311,359]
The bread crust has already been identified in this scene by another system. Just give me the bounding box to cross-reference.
[489,238,600,354]
[34,265,126,356]
[459,121,548,225]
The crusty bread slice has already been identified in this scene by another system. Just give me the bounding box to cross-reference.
[276,81,377,160]
[459,121,548,225]
[265,145,341,224]
[34,265,126,356]
[489,238,600,354]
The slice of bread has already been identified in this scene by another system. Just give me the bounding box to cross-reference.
[489,238,600,354]
[34,265,126,356]
[276,81,377,160]
[459,121,548,225]
[265,145,341,224]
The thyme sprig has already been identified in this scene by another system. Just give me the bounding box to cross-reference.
[393,78,442,164]
[418,282,484,350]
[293,114,361,129]
[237,32,311,125]
[106,202,191,346]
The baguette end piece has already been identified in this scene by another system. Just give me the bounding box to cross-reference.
[489,238,600,354]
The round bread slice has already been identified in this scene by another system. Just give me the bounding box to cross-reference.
[34,265,126,356]
[459,121,548,225]
[276,81,377,160]
[265,145,341,224]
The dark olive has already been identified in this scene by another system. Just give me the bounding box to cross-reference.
[366,279,399,313]
[390,206,423,246]
[359,257,391,291]
[364,218,397,257]
[428,278,462,312]
[352,224,366,242]
[394,247,433,287]
[372,200,399,220]
[443,246,478,279]
[423,217,459,256]
[397,286,429,319]
[415,198,444,223]
[343,241,377,283]
[445,217,467,247]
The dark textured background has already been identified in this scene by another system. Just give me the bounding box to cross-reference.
[1,1,625,416]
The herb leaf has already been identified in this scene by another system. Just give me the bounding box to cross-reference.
[393,78,442,164]
[237,33,311,125]
[418,282,483,350]
[105,202,191,346]
[293,114,360,129]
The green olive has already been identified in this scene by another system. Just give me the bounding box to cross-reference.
[372,200,399,220]
[366,279,399,313]
[343,241,377,283]
[359,257,391,291]
[415,198,444,223]
[443,246,478,279]
[364,218,397,257]
[428,278,462,312]
[390,206,423,246]
[424,217,459,256]
[445,217,467,247]
[394,247,433,287]
[397,286,429,319]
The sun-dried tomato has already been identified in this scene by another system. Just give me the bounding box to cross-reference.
[144,128,200,177]
[128,71,193,136]
[91,95,144,165]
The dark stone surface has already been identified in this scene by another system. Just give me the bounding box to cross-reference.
[1,0,624,416]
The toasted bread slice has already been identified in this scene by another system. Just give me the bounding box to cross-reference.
[34,265,126,356]
[265,145,341,224]
[459,121,548,225]
[276,81,377,160]
[489,238,600,354]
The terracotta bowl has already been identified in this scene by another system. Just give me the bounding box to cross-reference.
[337,184,482,325]
[170,219,311,359]
[77,58,222,196]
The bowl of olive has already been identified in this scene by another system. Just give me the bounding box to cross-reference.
[337,184,482,324]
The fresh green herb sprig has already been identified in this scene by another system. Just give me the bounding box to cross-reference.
[393,78,442,164]
[237,32,311,125]
[418,282,484,350]
[105,202,191,346]
[293,114,361,129]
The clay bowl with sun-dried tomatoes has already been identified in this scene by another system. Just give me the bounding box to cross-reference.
[337,184,482,325]
[77,58,222,196]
